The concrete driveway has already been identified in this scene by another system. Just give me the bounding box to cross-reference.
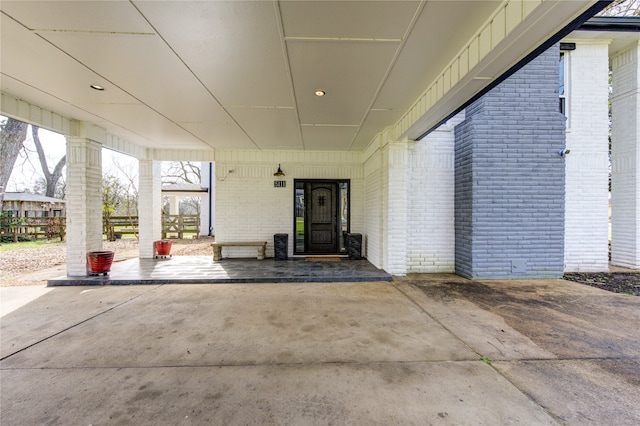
[1,275,639,425]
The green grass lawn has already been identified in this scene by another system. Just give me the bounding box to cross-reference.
[0,239,65,252]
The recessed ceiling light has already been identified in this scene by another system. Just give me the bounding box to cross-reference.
[90,84,105,91]
[314,90,326,97]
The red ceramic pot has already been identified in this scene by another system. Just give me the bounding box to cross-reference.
[87,251,115,275]
[155,240,172,256]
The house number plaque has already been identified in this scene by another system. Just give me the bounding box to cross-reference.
[274,180,286,188]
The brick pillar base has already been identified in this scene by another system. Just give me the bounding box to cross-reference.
[65,138,103,276]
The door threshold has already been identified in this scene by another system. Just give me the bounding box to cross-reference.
[292,254,348,259]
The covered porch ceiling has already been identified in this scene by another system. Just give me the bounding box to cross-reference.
[1,1,604,153]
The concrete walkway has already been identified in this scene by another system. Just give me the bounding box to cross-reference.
[1,275,638,425]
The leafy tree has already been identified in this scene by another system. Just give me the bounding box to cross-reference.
[102,174,125,217]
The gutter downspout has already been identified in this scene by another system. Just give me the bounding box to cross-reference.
[208,162,213,237]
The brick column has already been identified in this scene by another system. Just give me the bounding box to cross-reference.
[383,141,409,275]
[454,45,566,279]
[611,43,640,269]
[564,41,610,272]
[406,113,463,273]
[65,138,103,276]
[169,196,179,215]
[138,160,162,258]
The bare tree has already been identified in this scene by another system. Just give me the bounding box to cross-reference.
[111,156,138,216]
[162,161,202,216]
[162,161,201,184]
[0,118,28,206]
[32,126,66,198]
[598,0,640,16]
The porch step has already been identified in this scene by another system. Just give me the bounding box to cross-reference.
[48,257,392,286]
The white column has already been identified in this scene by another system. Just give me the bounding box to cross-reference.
[611,42,640,269]
[406,114,461,273]
[383,140,409,275]
[138,160,162,258]
[65,138,102,276]
[564,41,610,272]
[169,196,179,215]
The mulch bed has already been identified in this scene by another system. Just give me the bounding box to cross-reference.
[563,272,640,296]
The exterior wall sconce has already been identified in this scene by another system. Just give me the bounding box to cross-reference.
[559,149,571,157]
[274,164,285,177]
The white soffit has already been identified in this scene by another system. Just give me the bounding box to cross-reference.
[301,126,360,151]
[352,110,404,151]
[227,107,303,150]
[134,1,294,108]
[288,40,399,126]
[0,0,601,153]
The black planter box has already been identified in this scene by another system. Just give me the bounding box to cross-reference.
[347,233,362,260]
[274,234,288,260]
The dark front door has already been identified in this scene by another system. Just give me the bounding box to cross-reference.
[306,182,338,253]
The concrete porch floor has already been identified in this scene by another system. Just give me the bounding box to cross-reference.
[1,275,639,425]
[47,256,393,286]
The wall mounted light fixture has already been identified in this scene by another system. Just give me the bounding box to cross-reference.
[274,164,285,177]
[558,149,571,157]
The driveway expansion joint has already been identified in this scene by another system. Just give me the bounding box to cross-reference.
[0,285,163,362]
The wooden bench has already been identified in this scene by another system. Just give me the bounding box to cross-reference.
[212,241,267,261]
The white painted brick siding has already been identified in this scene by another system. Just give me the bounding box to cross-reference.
[564,41,610,272]
[611,44,640,268]
[454,45,566,279]
[385,142,408,275]
[364,147,383,269]
[406,114,462,273]
[214,151,364,259]
[138,160,163,259]
[65,138,103,276]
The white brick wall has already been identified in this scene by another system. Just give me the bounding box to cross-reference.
[385,142,409,275]
[138,160,163,259]
[214,150,364,258]
[611,44,640,268]
[406,114,462,273]
[360,117,460,275]
[563,41,610,272]
[364,144,383,268]
[65,138,103,276]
